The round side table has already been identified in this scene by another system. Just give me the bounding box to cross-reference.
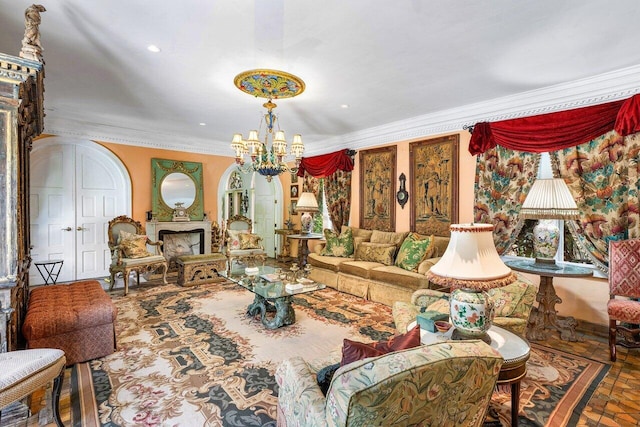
[506,259,593,342]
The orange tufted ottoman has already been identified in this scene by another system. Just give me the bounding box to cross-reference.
[22,280,117,365]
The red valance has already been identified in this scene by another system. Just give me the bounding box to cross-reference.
[297,149,354,178]
[468,94,640,155]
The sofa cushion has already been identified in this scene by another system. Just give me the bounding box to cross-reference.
[340,326,421,366]
[321,227,354,257]
[342,226,373,241]
[395,233,434,272]
[355,242,396,265]
[370,265,431,290]
[429,236,451,258]
[239,233,262,249]
[339,261,382,279]
[370,230,409,249]
[341,226,373,252]
[308,253,352,272]
[118,231,152,258]
[227,229,242,250]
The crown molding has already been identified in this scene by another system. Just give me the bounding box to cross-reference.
[310,64,640,156]
[46,64,640,157]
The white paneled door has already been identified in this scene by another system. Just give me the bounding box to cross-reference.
[253,176,277,258]
[30,140,130,284]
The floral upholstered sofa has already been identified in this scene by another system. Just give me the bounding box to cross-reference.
[307,226,450,306]
[392,273,537,336]
[275,340,503,427]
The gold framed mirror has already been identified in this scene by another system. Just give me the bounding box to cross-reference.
[151,158,204,221]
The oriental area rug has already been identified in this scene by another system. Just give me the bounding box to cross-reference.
[59,282,607,427]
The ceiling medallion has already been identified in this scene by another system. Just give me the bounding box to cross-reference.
[234,69,305,99]
[231,69,305,182]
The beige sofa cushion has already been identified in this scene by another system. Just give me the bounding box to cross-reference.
[341,226,373,252]
[429,236,451,258]
[355,242,397,265]
[308,253,352,272]
[370,230,409,249]
[370,265,431,290]
[339,261,382,279]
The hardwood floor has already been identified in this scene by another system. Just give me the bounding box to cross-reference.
[539,330,640,426]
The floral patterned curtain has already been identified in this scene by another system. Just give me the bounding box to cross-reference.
[550,130,640,272]
[474,146,539,254]
[302,173,320,198]
[324,169,352,231]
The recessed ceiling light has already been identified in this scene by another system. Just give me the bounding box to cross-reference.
[199,123,206,126]
[340,104,350,109]
[147,45,161,53]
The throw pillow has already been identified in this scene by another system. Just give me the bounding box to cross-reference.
[118,231,152,258]
[340,326,421,366]
[321,227,354,257]
[316,362,341,396]
[227,230,243,250]
[239,233,262,249]
[354,242,396,265]
[395,233,434,272]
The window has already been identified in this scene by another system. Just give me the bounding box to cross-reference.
[506,153,592,266]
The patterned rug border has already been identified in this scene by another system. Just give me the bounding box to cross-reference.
[528,343,610,426]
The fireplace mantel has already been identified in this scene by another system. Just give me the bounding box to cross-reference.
[146,221,212,255]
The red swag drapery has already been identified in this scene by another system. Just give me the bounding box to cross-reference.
[296,149,354,178]
[468,94,640,155]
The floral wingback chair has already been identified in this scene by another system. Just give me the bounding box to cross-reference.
[393,272,537,336]
[276,340,503,427]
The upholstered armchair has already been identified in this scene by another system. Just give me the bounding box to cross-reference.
[393,272,537,336]
[108,215,168,295]
[608,239,640,361]
[276,340,503,427]
[225,215,267,273]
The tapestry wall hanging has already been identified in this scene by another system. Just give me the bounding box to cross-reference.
[410,135,459,236]
[359,146,396,231]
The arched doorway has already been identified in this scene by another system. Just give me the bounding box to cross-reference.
[30,137,131,284]
[218,165,283,258]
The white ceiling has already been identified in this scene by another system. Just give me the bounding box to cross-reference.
[2,1,640,158]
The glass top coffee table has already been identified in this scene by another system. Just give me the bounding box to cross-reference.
[220,265,326,329]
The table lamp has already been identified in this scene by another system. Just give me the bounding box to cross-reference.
[425,223,517,342]
[295,192,319,235]
[519,178,579,268]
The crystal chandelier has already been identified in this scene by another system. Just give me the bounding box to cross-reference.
[231,69,305,182]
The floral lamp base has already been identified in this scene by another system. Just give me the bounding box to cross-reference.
[533,219,561,268]
[449,288,495,344]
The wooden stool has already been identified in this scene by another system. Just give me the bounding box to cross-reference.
[176,253,227,286]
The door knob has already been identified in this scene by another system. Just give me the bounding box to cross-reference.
[76,226,88,231]
[62,227,72,231]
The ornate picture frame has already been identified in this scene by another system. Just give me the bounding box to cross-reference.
[410,135,459,236]
[360,146,397,231]
[290,185,299,199]
[151,158,204,222]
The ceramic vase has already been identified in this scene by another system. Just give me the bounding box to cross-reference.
[449,288,495,338]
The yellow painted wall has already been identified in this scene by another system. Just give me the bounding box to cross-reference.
[95,141,234,225]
